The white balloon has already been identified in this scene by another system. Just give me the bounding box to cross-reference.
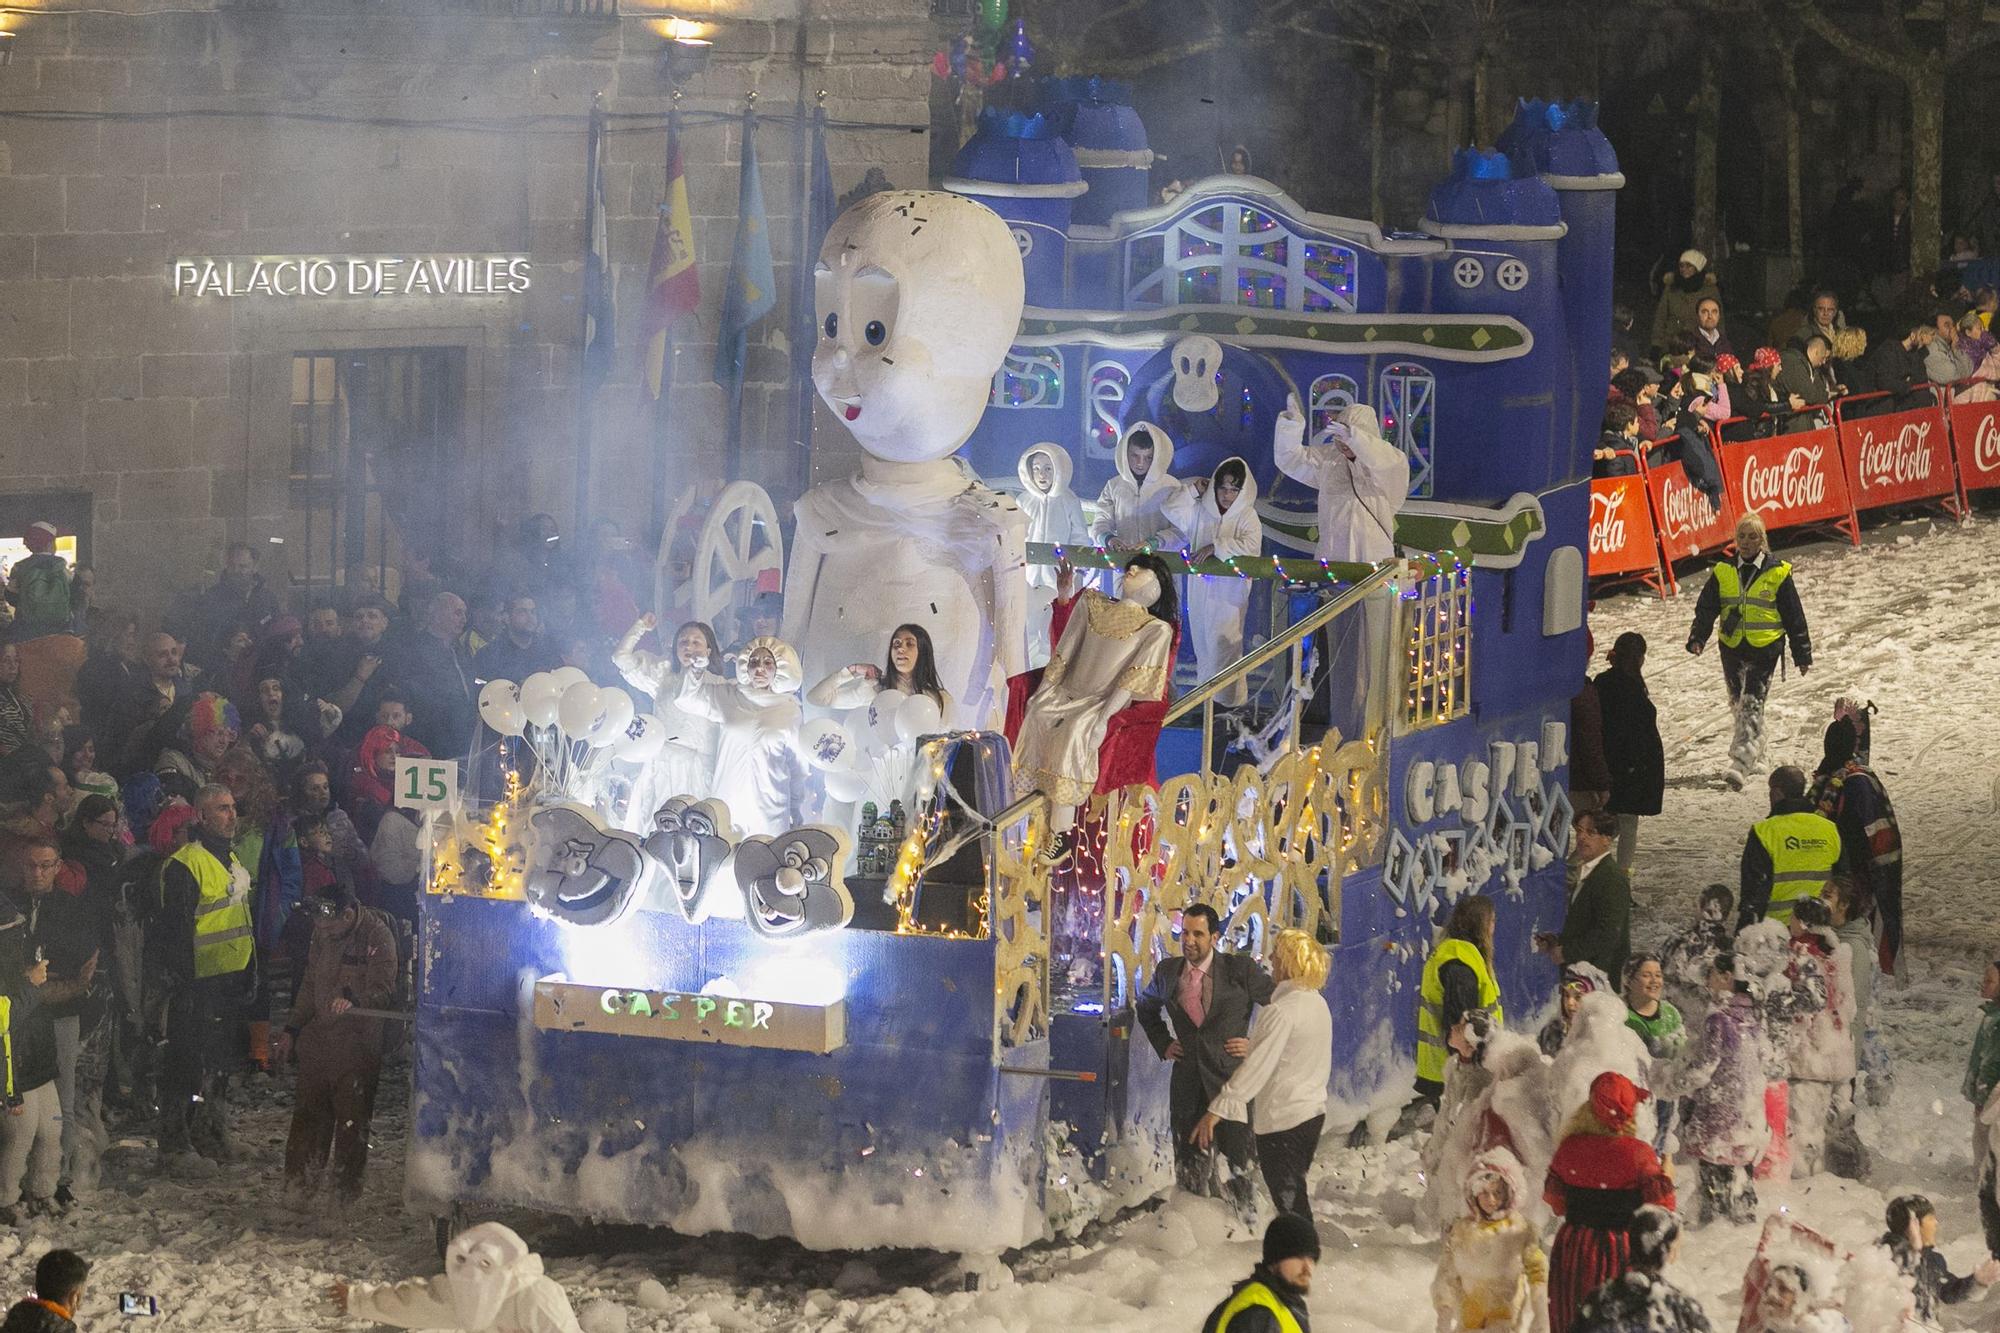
[895,692,944,745]
[520,672,564,728]
[557,681,607,739]
[551,665,591,693]
[612,713,667,762]
[477,680,524,736]
[800,718,861,772]
[588,689,636,745]
[823,768,871,803]
[866,694,903,751]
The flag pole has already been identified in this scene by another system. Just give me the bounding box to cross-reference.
[790,92,826,504]
[574,97,604,537]
[650,94,682,554]
[723,95,756,479]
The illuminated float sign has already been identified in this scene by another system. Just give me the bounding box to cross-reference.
[531,974,847,1054]
[170,255,532,298]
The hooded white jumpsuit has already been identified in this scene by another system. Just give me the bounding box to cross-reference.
[1017,443,1091,586]
[1090,423,1186,550]
[676,636,811,839]
[1160,456,1264,704]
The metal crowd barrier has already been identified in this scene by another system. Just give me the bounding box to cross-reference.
[1589,379,2000,596]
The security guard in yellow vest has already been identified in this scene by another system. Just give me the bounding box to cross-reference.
[158,784,257,1163]
[1738,765,1842,929]
[1201,1214,1318,1333]
[1687,513,1812,782]
[1416,937,1504,1093]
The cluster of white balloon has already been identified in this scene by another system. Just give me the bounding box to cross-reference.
[801,690,947,804]
[477,668,670,802]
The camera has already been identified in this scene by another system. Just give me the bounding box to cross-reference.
[120,1293,158,1316]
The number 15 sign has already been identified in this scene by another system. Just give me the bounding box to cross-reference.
[394,756,458,813]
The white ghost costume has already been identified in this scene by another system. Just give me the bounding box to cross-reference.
[676,636,810,839]
[1273,400,1409,564]
[610,618,721,815]
[787,190,1030,730]
[346,1222,582,1333]
[1017,442,1093,666]
[1160,455,1264,704]
[1011,583,1175,807]
[1090,422,1185,550]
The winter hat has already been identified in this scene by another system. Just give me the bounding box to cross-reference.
[1715,352,1742,376]
[188,692,241,747]
[1819,718,1857,774]
[1679,248,1707,271]
[1588,1070,1647,1133]
[22,520,57,554]
[1750,346,1783,373]
[1261,1213,1320,1266]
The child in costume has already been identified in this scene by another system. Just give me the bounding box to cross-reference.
[1434,1147,1551,1333]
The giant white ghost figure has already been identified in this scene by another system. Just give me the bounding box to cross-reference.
[786,191,1029,728]
[340,1222,582,1333]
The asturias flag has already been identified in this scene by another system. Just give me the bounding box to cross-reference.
[713,109,777,395]
[641,119,701,401]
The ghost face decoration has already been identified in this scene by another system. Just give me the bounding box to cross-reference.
[812,191,1026,464]
[524,804,653,927]
[733,825,855,938]
[1170,335,1222,413]
[443,1223,538,1331]
[642,796,735,923]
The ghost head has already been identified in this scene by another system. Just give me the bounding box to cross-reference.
[524,804,651,927]
[812,191,1025,463]
[643,796,735,923]
[443,1223,542,1331]
[733,825,855,938]
[1170,335,1222,413]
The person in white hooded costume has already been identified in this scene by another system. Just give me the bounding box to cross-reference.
[1090,423,1185,550]
[1018,443,1094,666]
[785,190,1030,729]
[1161,455,1264,704]
[677,635,810,839]
[334,1221,582,1333]
[610,613,723,814]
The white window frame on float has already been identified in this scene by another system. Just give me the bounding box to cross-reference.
[988,345,1065,409]
[1401,567,1472,731]
[1121,200,1359,313]
[1086,356,1132,460]
[1379,362,1437,498]
[1307,372,1360,444]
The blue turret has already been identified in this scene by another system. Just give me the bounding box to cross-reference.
[944,108,1086,307]
[1039,78,1153,227]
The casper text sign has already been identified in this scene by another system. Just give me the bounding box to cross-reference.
[171,255,532,299]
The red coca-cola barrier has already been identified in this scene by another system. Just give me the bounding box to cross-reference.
[1950,397,2000,497]
[1718,424,1860,545]
[1586,463,1665,593]
[1645,453,1736,592]
[1835,395,1959,515]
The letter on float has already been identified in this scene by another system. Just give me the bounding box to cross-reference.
[599,989,623,1015]
[693,997,717,1022]
[751,1002,774,1030]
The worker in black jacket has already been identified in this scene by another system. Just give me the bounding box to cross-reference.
[1686,512,1812,786]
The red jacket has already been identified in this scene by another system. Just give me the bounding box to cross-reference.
[1544,1130,1676,1217]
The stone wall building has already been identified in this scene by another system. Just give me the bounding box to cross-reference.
[0,0,932,612]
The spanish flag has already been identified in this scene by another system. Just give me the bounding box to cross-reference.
[641,119,701,400]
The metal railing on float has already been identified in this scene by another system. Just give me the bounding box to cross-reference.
[1588,378,2000,596]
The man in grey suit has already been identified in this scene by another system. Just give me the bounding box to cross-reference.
[1136,903,1277,1211]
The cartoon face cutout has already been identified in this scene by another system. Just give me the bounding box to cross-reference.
[1170,335,1222,412]
[524,804,652,927]
[643,796,735,923]
[732,825,855,938]
[812,191,1025,464]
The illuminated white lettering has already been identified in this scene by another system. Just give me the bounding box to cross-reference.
[196,262,226,297]
[751,1002,773,1030]
[172,260,200,295]
[599,988,623,1015]
[507,257,531,293]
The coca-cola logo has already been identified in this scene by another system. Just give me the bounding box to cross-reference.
[1976,412,2000,475]
[1589,487,1628,555]
[1742,443,1827,514]
[1656,470,1719,542]
[1855,419,1934,489]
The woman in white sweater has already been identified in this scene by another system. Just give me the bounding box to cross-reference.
[1191,927,1333,1217]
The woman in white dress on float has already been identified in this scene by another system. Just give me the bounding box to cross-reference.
[676,636,810,839]
[807,622,953,812]
[611,614,725,825]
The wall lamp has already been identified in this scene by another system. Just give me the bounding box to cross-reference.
[660,17,712,81]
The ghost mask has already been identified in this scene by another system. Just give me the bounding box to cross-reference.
[643,796,735,923]
[1119,566,1162,608]
[523,804,653,927]
[812,191,1026,463]
[443,1223,540,1331]
[732,825,855,938]
[1169,335,1222,413]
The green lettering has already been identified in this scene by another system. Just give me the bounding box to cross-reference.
[658,994,680,1020]
[724,1000,747,1029]
[626,992,652,1018]
[693,997,717,1022]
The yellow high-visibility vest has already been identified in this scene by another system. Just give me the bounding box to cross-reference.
[1714,560,1792,650]
[1753,810,1841,922]
[167,841,254,980]
[1208,1281,1304,1333]
[1417,938,1503,1084]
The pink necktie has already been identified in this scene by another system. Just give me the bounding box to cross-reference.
[1179,965,1206,1029]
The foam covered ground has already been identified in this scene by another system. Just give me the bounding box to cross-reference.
[6,512,1999,1330]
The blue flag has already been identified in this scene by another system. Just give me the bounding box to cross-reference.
[715,108,777,400]
[582,109,616,385]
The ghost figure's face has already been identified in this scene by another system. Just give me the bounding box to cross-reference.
[643,796,735,923]
[1027,451,1054,493]
[444,1223,531,1331]
[524,805,648,927]
[733,827,854,938]
[1170,335,1222,413]
[812,191,1025,463]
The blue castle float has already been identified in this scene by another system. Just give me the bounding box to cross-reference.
[405,94,1621,1253]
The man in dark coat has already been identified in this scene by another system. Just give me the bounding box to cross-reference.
[1201,1213,1317,1332]
[390,592,477,761]
[1540,810,1630,985]
[1136,902,1275,1211]
[1811,719,1904,975]
[1595,632,1663,873]
[1848,315,1936,415]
